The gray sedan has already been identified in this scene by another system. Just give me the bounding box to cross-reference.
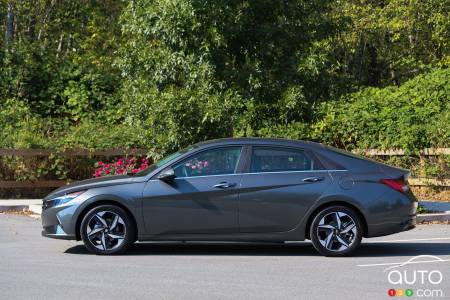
[41,138,417,256]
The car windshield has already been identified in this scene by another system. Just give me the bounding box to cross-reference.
[134,146,195,176]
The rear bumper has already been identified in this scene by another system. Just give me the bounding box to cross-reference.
[368,214,416,238]
[401,215,416,231]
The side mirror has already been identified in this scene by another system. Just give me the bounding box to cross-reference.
[158,167,176,182]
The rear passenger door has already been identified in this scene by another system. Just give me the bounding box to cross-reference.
[238,146,332,233]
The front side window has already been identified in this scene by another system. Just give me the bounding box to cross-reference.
[250,147,312,173]
[136,146,195,176]
[173,147,242,178]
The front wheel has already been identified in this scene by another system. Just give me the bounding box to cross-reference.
[80,205,135,255]
[310,206,363,257]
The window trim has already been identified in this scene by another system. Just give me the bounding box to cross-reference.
[150,144,347,181]
[156,145,244,179]
[148,169,347,182]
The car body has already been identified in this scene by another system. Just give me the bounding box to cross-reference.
[41,138,417,256]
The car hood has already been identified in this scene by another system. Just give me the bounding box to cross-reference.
[44,175,147,200]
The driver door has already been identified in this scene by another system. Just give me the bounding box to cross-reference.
[142,146,243,235]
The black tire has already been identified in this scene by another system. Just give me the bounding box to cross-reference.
[80,204,136,255]
[309,205,363,257]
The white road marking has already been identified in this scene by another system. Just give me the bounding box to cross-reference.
[358,259,450,268]
[368,237,450,243]
[358,240,450,268]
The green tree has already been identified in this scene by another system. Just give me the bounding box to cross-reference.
[0,0,124,122]
[331,0,450,87]
[119,0,336,155]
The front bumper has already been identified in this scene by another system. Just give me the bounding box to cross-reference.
[41,201,79,240]
[41,226,76,240]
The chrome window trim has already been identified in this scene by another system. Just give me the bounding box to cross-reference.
[149,169,347,181]
[238,169,347,176]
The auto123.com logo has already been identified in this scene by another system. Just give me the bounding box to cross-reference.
[384,255,447,298]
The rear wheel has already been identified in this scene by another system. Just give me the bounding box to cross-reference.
[310,206,362,257]
[80,205,135,255]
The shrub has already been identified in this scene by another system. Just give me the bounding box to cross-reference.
[313,68,450,152]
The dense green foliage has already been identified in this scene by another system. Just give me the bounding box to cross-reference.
[119,0,342,155]
[315,68,450,152]
[0,0,449,159]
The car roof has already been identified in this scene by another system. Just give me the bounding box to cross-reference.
[194,137,324,150]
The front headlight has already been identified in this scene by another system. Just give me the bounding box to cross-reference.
[44,190,86,209]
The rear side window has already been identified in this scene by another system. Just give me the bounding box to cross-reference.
[250,147,313,173]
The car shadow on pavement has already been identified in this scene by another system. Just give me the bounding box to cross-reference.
[64,241,450,257]
[357,242,450,257]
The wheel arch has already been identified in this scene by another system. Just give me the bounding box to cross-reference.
[75,199,138,241]
[305,201,368,239]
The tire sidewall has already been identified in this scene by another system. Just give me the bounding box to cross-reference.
[310,206,363,257]
[80,204,135,255]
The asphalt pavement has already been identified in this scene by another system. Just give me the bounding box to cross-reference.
[1,214,450,300]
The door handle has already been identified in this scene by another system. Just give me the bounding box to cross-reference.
[303,176,325,183]
[213,182,237,189]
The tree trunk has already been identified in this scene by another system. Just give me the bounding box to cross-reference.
[28,15,36,41]
[390,63,400,87]
[66,34,72,52]
[56,33,64,56]
[367,44,380,86]
[5,1,15,45]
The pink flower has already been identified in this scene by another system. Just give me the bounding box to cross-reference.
[93,156,150,178]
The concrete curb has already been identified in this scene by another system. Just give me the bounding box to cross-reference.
[0,199,42,215]
[417,213,450,223]
[28,204,42,215]
[0,204,29,212]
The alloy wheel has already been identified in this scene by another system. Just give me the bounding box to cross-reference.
[316,211,357,252]
[86,211,126,251]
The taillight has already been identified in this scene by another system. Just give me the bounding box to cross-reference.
[380,179,409,194]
